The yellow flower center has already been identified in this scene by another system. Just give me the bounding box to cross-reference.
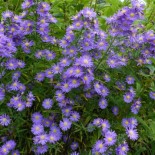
[76,22,80,27]
[108,137,112,142]
[99,144,103,148]
[130,13,135,17]
[83,59,88,64]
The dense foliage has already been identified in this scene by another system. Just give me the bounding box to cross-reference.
[0,0,155,155]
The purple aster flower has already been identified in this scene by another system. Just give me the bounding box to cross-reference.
[12,71,21,80]
[142,49,152,58]
[131,99,141,114]
[70,111,80,122]
[116,142,129,155]
[58,99,68,108]
[5,140,16,150]
[0,114,11,126]
[104,130,117,146]
[0,145,9,155]
[2,10,13,19]
[50,126,62,141]
[128,86,136,97]
[116,81,126,90]
[68,78,81,88]
[34,134,48,145]
[47,13,57,23]
[149,91,155,100]
[31,124,44,135]
[82,74,94,85]
[13,100,26,111]
[93,140,107,153]
[64,33,74,43]
[44,69,53,78]
[75,55,93,68]
[81,39,94,51]
[20,10,27,17]
[35,72,45,82]
[52,64,63,74]
[82,8,96,19]
[70,152,79,155]
[93,118,102,127]
[71,142,79,151]
[37,2,50,16]
[27,92,35,102]
[42,98,53,109]
[122,118,130,129]
[5,59,18,70]
[100,119,110,133]
[136,57,144,66]
[32,112,43,124]
[126,128,138,141]
[64,67,76,78]
[107,57,118,68]
[35,50,44,59]
[17,60,25,69]
[59,39,69,48]
[41,35,52,43]
[55,90,65,102]
[112,106,119,115]
[129,117,138,129]
[25,101,33,107]
[9,95,21,105]
[21,0,34,9]
[37,24,49,36]
[123,92,134,103]
[99,98,108,109]
[94,82,102,94]
[97,40,108,50]
[0,24,4,34]
[0,88,5,101]
[61,82,72,93]
[11,150,20,155]
[12,15,22,23]
[45,50,55,60]
[59,57,71,67]
[103,74,111,82]
[66,46,77,57]
[36,145,48,154]
[42,118,51,127]
[62,106,72,117]
[59,118,72,131]
[48,133,57,144]
[73,20,83,30]
[126,76,135,84]
[99,85,109,97]
[9,81,20,91]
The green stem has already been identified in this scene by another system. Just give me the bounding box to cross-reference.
[94,0,97,11]
[95,37,115,72]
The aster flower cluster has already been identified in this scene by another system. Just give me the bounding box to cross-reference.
[106,0,155,68]
[107,0,144,37]
[0,0,155,154]
[122,117,138,141]
[0,140,19,155]
[31,112,62,154]
[36,2,57,44]
[0,114,11,126]
[0,33,16,58]
[92,118,119,154]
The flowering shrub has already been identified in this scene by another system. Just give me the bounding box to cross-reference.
[0,0,155,154]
